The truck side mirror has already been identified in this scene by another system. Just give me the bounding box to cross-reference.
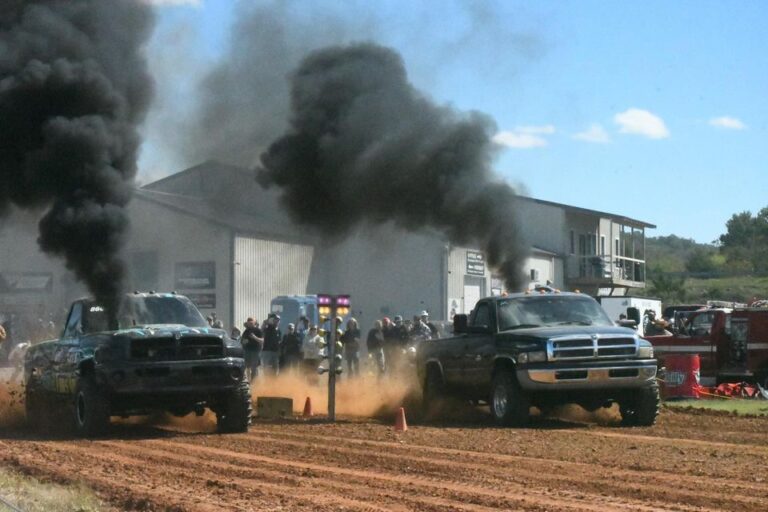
[453,314,468,334]
[618,319,637,329]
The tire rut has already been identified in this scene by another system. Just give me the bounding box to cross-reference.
[246,427,768,504]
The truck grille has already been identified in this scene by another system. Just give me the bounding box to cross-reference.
[130,336,224,361]
[547,335,637,361]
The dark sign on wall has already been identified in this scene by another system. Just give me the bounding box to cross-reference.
[174,262,216,289]
[185,292,216,309]
[466,251,486,277]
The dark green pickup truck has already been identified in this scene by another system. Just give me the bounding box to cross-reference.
[416,291,659,426]
[24,292,251,436]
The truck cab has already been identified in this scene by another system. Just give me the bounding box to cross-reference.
[24,292,251,436]
[417,292,659,426]
[646,307,768,386]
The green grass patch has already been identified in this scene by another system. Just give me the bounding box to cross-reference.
[0,466,108,512]
[664,398,768,417]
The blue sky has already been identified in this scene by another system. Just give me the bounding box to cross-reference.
[140,1,767,243]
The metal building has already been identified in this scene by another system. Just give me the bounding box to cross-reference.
[0,161,655,335]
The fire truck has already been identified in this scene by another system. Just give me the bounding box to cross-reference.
[645,307,768,387]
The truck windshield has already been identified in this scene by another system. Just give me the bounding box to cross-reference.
[119,296,209,328]
[497,296,614,331]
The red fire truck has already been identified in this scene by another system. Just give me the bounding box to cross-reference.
[645,307,768,386]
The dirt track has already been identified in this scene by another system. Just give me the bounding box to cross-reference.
[1,404,767,512]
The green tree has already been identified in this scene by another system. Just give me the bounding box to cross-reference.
[647,275,687,303]
[719,207,768,274]
[684,247,719,274]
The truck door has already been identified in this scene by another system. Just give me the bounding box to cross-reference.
[462,301,496,389]
[686,311,718,380]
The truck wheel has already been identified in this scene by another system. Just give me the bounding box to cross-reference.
[74,377,110,437]
[422,366,447,420]
[25,376,51,432]
[619,383,660,427]
[490,371,530,427]
[217,380,252,433]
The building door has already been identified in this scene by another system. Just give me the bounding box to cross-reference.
[463,275,485,314]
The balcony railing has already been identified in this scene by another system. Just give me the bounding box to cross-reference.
[567,255,646,287]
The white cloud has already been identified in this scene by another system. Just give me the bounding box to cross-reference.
[709,116,747,130]
[142,0,202,6]
[573,123,611,144]
[493,125,555,149]
[614,108,669,139]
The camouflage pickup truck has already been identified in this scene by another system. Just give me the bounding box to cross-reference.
[24,292,251,436]
[416,291,659,426]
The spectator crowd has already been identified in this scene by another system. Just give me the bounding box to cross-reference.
[211,309,442,382]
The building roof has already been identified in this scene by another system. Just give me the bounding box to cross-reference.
[140,161,655,239]
[133,188,314,244]
[518,196,655,229]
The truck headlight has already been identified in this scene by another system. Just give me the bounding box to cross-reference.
[518,351,547,364]
[637,343,654,359]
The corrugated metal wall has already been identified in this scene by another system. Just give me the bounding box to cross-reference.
[233,237,314,325]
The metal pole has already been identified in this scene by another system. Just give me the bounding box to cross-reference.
[328,305,337,421]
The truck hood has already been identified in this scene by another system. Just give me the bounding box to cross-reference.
[113,325,225,339]
[499,325,636,340]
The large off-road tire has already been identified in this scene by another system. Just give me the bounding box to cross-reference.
[217,380,252,433]
[422,366,447,421]
[74,377,111,437]
[25,376,52,432]
[619,383,660,427]
[490,370,530,427]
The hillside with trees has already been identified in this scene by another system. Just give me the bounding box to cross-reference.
[644,207,768,303]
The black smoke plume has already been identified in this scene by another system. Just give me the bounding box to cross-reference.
[258,43,525,289]
[0,1,154,320]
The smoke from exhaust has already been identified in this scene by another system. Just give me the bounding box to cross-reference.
[0,1,154,319]
[258,43,525,289]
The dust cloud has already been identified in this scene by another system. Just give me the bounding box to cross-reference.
[250,367,420,419]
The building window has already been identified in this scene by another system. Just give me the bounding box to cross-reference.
[569,230,575,254]
[615,238,620,256]
[600,236,606,256]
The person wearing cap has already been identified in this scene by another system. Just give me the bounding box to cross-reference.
[420,310,440,339]
[261,313,282,376]
[340,318,361,378]
[393,315,410,344]
[281,322,303,372]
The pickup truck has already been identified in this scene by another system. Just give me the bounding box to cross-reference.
[24,292,251,436]
[416,291,659,426]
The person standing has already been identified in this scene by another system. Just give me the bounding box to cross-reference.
[261,313,282,376]
[366,320,386,377]
[382,317,403,374]
[240,317,263,382]
[281,323,303,372]
[340,318,361,378]
[420,310,440,339]
[302,325,324,379]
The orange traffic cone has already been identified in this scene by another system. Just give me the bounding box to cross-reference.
[394,407,408,432]
[302,396,313,418]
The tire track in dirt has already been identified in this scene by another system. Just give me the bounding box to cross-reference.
[245,427,768,506]
[0,444,236,512]
[97,439,505,512]
[9,440,397,512]
[564,428,768,453]
[140,436,716,512]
